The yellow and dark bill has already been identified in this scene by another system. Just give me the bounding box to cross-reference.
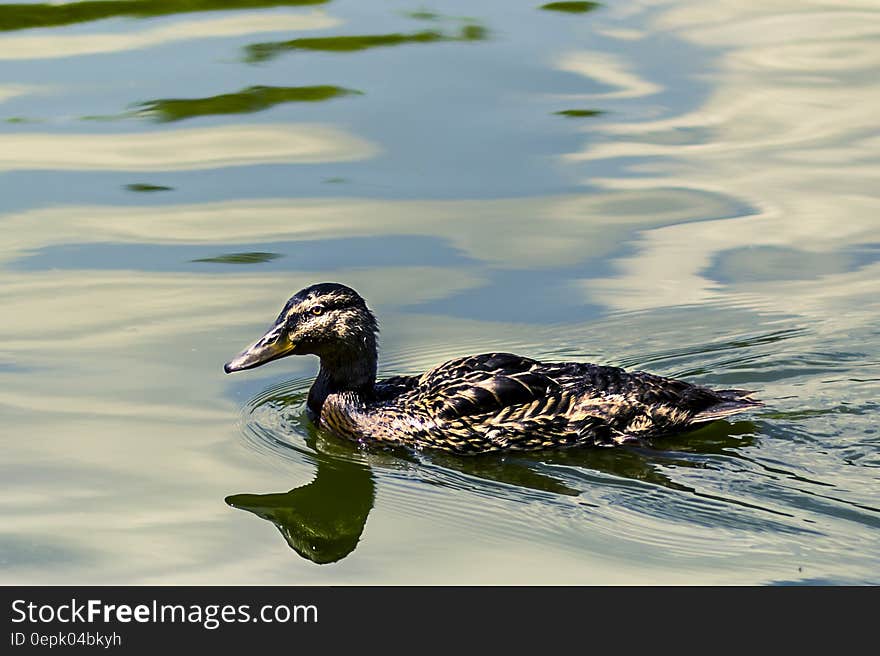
[224,321,295,373]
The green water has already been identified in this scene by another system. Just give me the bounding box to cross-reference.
[1,0,878,584]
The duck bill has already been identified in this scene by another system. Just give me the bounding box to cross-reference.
[224,323,295,373]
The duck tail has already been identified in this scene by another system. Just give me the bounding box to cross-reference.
[691,389,763,424]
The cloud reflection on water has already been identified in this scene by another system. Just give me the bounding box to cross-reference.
[0,12,338,60]
[563,0,880,325]
[0,123,378,171]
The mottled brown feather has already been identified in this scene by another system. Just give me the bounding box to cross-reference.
[319,352,762,454]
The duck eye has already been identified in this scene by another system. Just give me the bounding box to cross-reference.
[310,305,325,316]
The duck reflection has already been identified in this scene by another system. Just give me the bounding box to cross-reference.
[227,390,758,565]
[226,450,374,565]
[437,419,758,496]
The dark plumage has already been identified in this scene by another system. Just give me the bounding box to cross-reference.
[224,283,762,454]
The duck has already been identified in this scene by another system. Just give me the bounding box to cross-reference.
[224,283,761,454]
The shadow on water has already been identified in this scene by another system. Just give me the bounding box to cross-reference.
[245,24,488,63]
[226,383,763,564]
[192,252,283,264]
[554,109,603,118]
[539,2,600,15]
[123,183,174,193]
[132,86,363,123]
[0,0,329,32]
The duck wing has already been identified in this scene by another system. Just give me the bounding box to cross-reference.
[390,353,759,453]
[537,362,762,436]
[374,374,420,401]
[413,353,558,421]
[387,353,599,452]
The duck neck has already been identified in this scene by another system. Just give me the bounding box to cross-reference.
[307,339,377,417]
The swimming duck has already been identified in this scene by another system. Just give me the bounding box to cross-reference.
[224,283,761,454]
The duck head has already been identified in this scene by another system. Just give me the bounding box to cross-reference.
[224,282,378,374]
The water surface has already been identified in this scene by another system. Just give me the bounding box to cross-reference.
[1,0,878,584]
